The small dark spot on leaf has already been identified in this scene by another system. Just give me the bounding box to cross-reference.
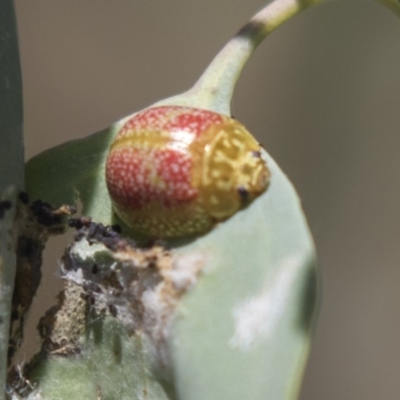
[80,293,88,301]
[0,200,12,219]
[11,310,19,321]
[80,216,92,226]
[8,345,16,361]
[0,200,12,210]
[74,231,85,241]
[30,200,62,226]
[17,236,35,258]
[93,285,102,294]
[68,218,82,229]
[111,224,121,233]
[108,304,117,317]
[18,191,29,204]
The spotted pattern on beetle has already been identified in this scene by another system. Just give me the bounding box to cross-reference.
[106,106,270,238]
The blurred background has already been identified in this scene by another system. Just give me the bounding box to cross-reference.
[13,0,400,398]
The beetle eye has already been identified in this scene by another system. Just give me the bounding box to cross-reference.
[237,186,249,202]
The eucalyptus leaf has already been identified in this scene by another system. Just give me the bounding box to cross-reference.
[26,126,116,225]
[0,1,24,398]
[170,153,316,400]
[0,206,17,400]
[28,319,171,400]
[0,0,24,195]
[25,122,316,399]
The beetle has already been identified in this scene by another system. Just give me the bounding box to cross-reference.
[105,105,270,238]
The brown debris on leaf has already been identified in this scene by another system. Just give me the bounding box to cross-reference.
[8,196,75,366]
[37,217,206,366]
[8,215,206,398]
[38,281,88,356]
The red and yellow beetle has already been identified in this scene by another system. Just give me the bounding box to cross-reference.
[105,106,270,238]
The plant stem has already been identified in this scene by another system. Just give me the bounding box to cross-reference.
[193,0,328,114]
[156,0,328,115]
[375,0,400,16]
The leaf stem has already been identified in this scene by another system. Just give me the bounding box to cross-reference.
[375,0,400,16]
[156,0,328,114]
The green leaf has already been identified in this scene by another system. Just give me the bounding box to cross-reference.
[0,1,24,398]
[170,153,316,400]
[26,124,316,399]
[26,126,116,225]
[29,319,171,400]
[0,0,24,195]
[26,120,151,241]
